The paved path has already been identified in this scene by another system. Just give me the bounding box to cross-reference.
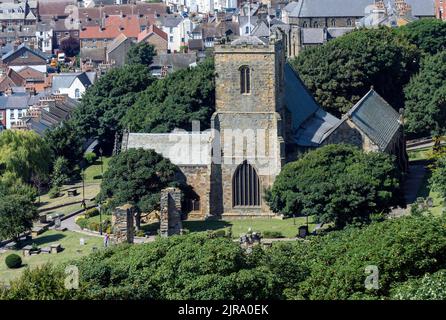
[390,163,427,218]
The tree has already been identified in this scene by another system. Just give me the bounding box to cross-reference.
[404,51,446,137]
[51,157,70,188]
[430,155,446,204]
[122,58,215,133]
[97,148,178,227]
[291,27,419,116]
[391,270,446,300]
[396,19,446,56]
[44,121,84,170]
[266,144,402,229]
[127,42,156,66]
[70,64,155,150]
[0,181,37,241]
[0,130,52,184]
[60,37,80,57]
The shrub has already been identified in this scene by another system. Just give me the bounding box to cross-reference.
[88,221,100,232]
[84,152,97,164]
[76,218,88,230]
[5,254,22,269]
[391,270,446,300]
[48,186,60,199]
[262,231,284,239]
[84,208,99,218]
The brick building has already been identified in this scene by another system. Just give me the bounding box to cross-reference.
[435,0,446,19]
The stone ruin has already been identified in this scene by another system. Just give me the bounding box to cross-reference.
[160,187,183,237]
[111,204,135,244]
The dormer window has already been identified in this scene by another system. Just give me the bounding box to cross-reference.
[240,65,250,94]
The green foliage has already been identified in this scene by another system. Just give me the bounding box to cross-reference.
[127,42,156,66]
[84,152,97,165]
[72,234,279,300]
[84,208,99,218]
[0,264,82,299]
[60,37,80,57]
[76,218,88,230]
[391,270,446,300]
[44,121,84,171]
[51,156,70,188]
[5,254,22,269]
[262,231,284,239]
[0,181,38,240]
[70,64,155,148]
[404,52,446,137]
[0,130,52,184]
[122,58,215,133]
[266,144,402,229]
[273,216,446,300]
[397,19,446,56]
[291,27,419,116]
[48,186,61,199]
[97,148,178,213]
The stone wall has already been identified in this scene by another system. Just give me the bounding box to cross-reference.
[111,204,135,244]
[160,188,183,237]
[178,165,211,219]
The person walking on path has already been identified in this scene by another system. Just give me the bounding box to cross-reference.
[104,233,110,247]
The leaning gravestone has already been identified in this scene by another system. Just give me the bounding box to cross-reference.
[159,188,183,237]
[111,204,135,244]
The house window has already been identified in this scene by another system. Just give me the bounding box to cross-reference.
[347,18,352,26]
[331,19,336,27]
[239,65,251,94]
[10,110,15,118]
[0,113,3,120]
[232,161,260,207]
[313,21,319,28]
[169,36,173,42]
[245,25,250,34]
[302,21,308,28]
[75,88,80,99]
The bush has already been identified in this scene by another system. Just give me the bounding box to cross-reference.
[262,231,284,239]
[84,152,96,164]
[5,254,22,269]
[391,270,446,300]
[88,221,100,232]
[76,218,88,230]
[48,187,60,199]
[84,208,99,218]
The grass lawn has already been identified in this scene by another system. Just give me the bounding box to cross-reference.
[0,230,103,284]
[408,146,433,162]
[84,157,111,183]
[142,216,317,238]
[417,169,444,217]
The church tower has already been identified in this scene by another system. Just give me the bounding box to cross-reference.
[210,36,286,217]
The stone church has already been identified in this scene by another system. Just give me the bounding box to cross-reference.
[121,35,407,219]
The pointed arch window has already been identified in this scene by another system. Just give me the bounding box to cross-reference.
[233,161,260,207]
[239,65,251,94]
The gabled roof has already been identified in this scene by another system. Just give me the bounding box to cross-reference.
[106,33,130,54]
[80,15,144,39]
[230,35,266,46]
[51,72,94,91]
[1,44,50,62]
[137,24,168,43]
[285,63,340,147]
[346,89,401,150]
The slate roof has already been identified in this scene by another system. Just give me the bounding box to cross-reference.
[345,89,401,150]
[106,33,130,54]
[231,35,266,46]
[301,28,325,44]
[1,44,50,62]
[284,0,434,18]
[51,72,94,92]
[284,63,340,147]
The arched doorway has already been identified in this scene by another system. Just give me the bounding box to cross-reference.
[232,161,260,207]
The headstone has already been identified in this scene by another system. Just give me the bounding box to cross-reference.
[159,188,183,237]
[54,217,61,229]
[80,238,85,246]
[111,204,135,244]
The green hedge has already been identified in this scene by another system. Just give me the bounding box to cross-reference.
[5,254,22,269]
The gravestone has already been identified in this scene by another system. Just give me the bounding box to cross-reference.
[160,188,183,237]
[111,204,135,244]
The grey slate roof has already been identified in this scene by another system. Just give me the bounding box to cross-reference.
[52,72,94,92]
[285,0,434,18]
[284,63,339,146]
[231,35,267,46]
[1,44,50,62]
[346,89,401,150]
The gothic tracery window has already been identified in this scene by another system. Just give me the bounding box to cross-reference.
[233,161,260,207]
[239,65,251,94]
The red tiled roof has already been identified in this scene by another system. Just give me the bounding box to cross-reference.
[137,24,168,42]
[80,15,144,40]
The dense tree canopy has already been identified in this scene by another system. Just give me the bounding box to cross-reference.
[70,64,155,149]
[396,19,446,56]
[0,130,52,184]
[3,215,446,300]
[127,42,156,66]
[404,51,446,137]
[122,58,215,133]
[60,37,80,57]
[98,148,178,214]
[291,27,419,116]
[0,181,37,241]
[266,144,402,229]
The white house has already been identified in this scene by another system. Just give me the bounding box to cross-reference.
[51,72,96,100]
[160,15,192,53]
